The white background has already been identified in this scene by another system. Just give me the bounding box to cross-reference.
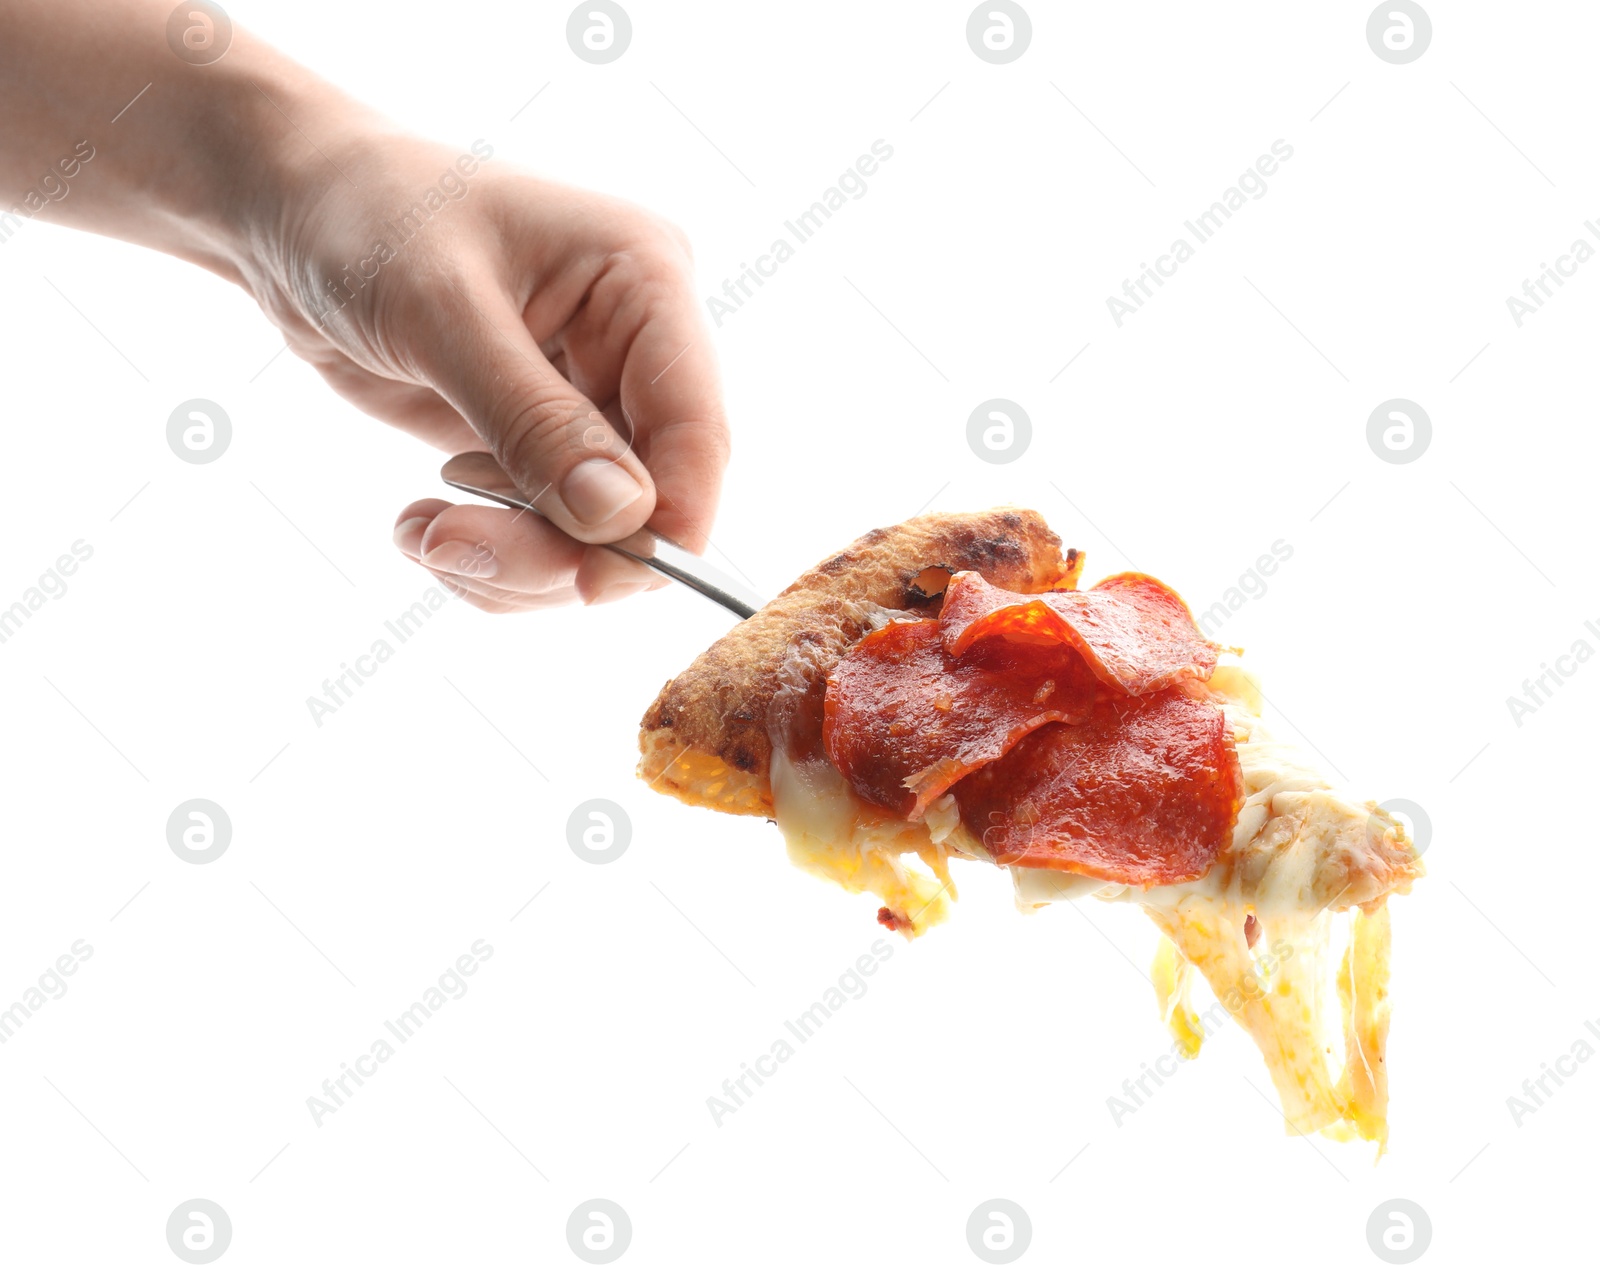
[1,1,1595,1261]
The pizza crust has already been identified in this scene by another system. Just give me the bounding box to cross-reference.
[638,509,1080,816]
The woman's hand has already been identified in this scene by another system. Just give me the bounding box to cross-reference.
[240,132,728,611]
[0,1,729,612]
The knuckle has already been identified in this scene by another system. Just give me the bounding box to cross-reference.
[707,416,732,465]
[390,259,469,322]
[657,217,694,264]
[626,211,695,272]
[679,411,732,468]
[491,390,586,475]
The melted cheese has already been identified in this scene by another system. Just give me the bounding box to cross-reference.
[772,658,1420,1148]
[771,746,957,934]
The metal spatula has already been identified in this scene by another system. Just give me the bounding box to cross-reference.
[441,452,762,619]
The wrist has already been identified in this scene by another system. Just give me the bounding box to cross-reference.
[151,39,379,289]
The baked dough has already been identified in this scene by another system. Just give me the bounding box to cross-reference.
[638,510,1081,816]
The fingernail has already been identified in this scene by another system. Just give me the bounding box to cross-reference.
[421,541,498,578]
[585,580,653,606]
[393,516,431,557]
[562,458,644,526]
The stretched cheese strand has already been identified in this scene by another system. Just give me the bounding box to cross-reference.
[1021,667,1418,1146]
[772,640,1416,1145]
[1336,901,1392,1149]
[1145,899,1390,1145]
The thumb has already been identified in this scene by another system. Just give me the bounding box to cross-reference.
[422,289,656,543]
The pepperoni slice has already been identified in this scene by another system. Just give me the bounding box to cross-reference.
[823,619,1100,819]
[940,571,1218,696]
[951,687,1241,885]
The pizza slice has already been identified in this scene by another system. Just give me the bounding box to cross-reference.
[638,510,1423,1148]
